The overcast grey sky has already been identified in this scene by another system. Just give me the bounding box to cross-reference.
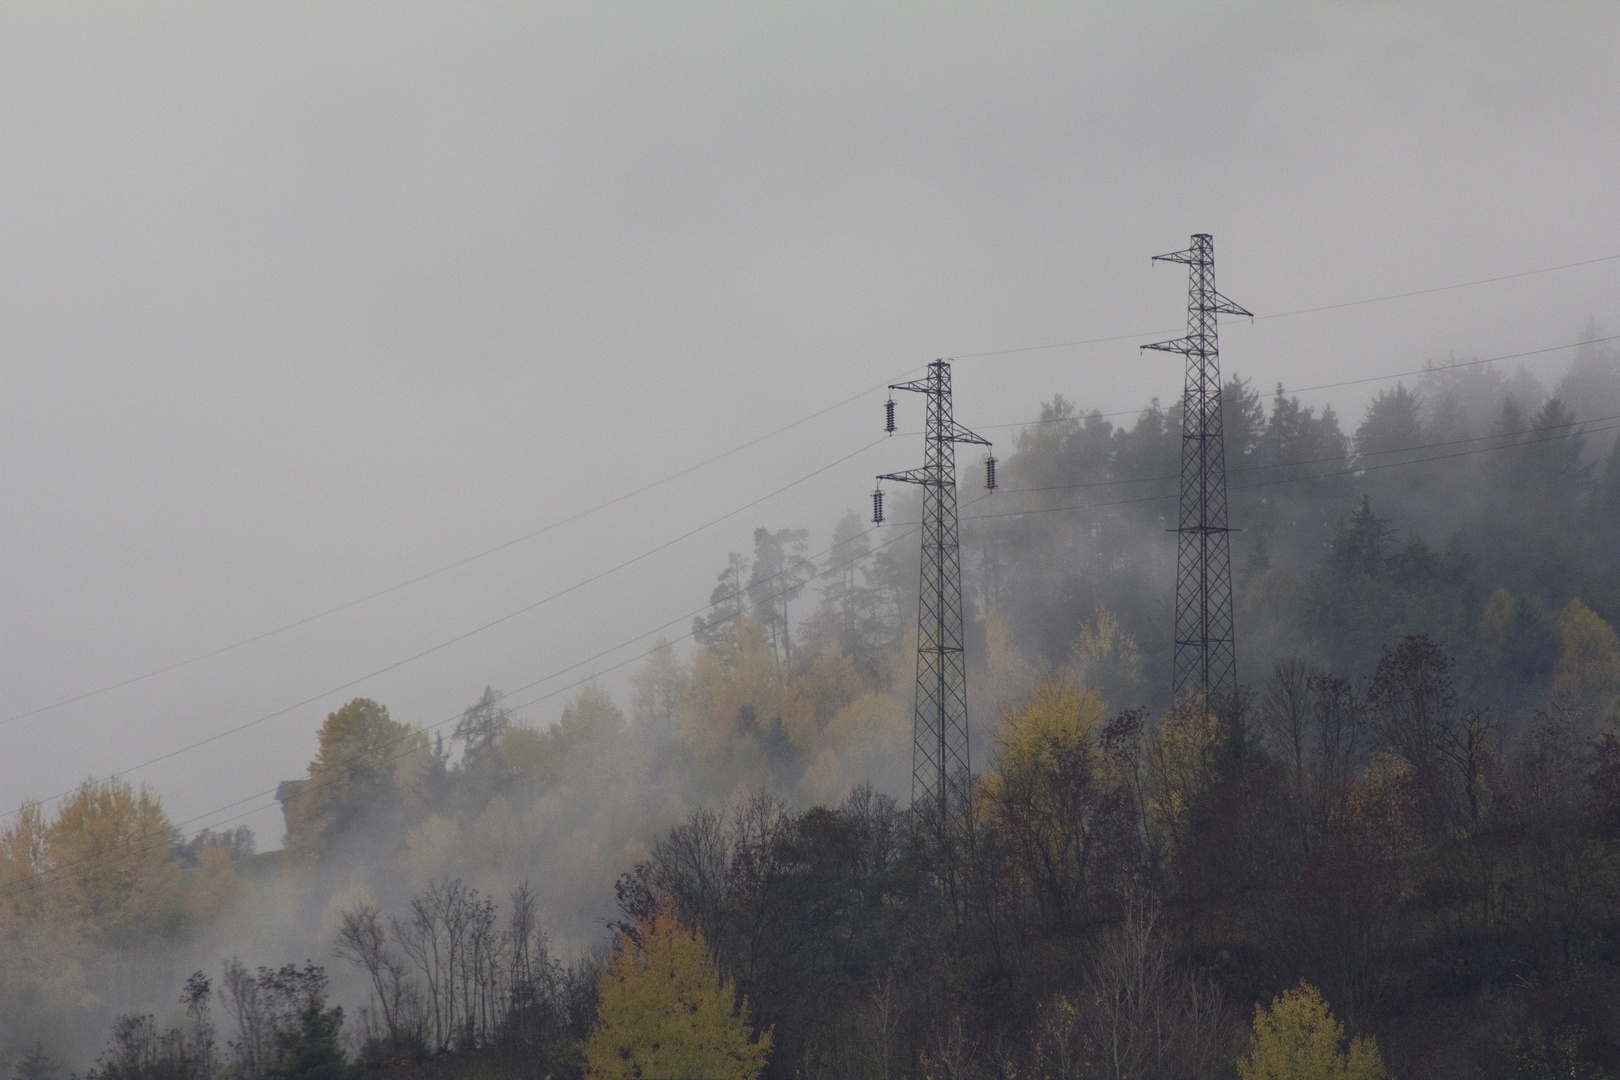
[3,3,1619,844]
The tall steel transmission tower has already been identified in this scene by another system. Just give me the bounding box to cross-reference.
[1143,234,1251,706]
[874,360,992,830]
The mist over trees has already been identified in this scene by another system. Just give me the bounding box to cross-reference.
[6,336,1620,1079]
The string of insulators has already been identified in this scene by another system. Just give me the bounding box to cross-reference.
[986,455,998,491]
[884,398,896,434]
[871,488,885,524]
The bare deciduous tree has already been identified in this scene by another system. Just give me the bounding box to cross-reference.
[1082,896,1230,1080]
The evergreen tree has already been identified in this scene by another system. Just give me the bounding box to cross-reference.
[265,998,349,1080]
[11,1044,59,1080]
[746,527,813,665]
[695,552,751,652]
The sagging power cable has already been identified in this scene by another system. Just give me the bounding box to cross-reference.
[0,434,892,818]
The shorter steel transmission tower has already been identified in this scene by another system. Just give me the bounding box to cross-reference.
[874,360,992,831]
[1143,233,1250,705]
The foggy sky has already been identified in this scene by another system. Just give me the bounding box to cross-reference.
[3,3,1619,844]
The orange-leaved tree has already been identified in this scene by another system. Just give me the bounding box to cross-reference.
[583,899,771,1080]
[1238,980,1384,1080]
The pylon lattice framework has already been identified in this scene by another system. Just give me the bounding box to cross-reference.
[877,360,991,829]
[1143,234,1251,705]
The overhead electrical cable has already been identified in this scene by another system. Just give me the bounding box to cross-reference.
[8,389,1600,825]
[0,366,927,731]
[963,334,1620,432]
[0,403,1562,895]
[13,260,1616,730]
[0,394,1578,894]
[0,513,938,899]
[0,435,892,818]
[954,252,1620,360]
[996,408,1613,498]
[12,252,1620,849]
[962,415,1620,524]
[1251,252,1620,320]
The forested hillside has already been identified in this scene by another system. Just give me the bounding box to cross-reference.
[6,335,1620,1080]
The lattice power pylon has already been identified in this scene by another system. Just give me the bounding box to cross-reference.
[1143,234,1251,706]
[875,360,991,831]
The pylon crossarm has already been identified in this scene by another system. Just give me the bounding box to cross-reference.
[1212,291,1253,318]
[1141,338,1196,356]
[947,422,991,447]
[1152,247,1198,265]
[878,468,933,486]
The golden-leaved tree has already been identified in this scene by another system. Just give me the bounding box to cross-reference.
[1145,695,1224,859]
[583,901,771,1080]
[677,617,788,756]
[46,779,181,941]
[1237,981,1384,1080]
[1551,598,1620,728]
[0,779,183,1036]
[1069,602,1144,706]
[981,678,1129,932]
[283,697,431,863]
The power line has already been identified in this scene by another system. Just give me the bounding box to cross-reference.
[14,263,1615,730]
[1252,253,1620,321]
[966,333,1620,433]
[12,253,1619,835]
[11,334,1600,808]
[0,366,926,731]
[51,407,1588,894]
[0,436,891,818]
[0,514,935,901]
[1254,334,1620,399]
[995,407,1614,498]
[953,252,1620,360]
[962,415,1620,524]
[0,394,1578,897]
[9,322,1605,809]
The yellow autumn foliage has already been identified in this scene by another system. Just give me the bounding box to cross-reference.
[1238,980,1384,1080]
[0,779,184,1009]
[184,843,241,924]
[1069,602,1144,704]
[1346,749,1422,861]
[1145,696,1223,854]
[676,617,784,754]
[583,902,772,1080]
[1551,598,1620,726]
[983,609,1041,716]
[1476,587,1519,667]
[43,779,182,941]
[983,678,1110,803]
[284,698,431,864]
